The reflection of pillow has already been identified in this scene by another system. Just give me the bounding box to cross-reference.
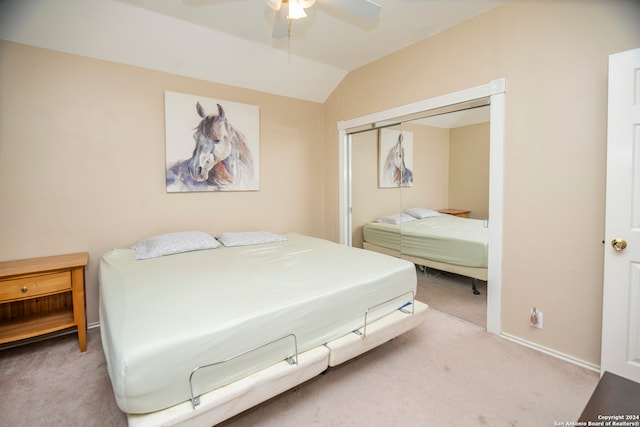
[403,208,442,219]
[131,231,220,260]
[374,213,416,225]
[216,231,287,247]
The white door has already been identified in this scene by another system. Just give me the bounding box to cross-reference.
[601,48,640,382]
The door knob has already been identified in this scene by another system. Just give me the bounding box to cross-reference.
[611,238,627,251]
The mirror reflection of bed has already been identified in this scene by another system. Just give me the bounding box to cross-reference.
[351,106,490,328]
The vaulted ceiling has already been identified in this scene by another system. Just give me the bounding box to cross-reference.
[0,0,504,102]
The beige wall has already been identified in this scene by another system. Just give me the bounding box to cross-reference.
[0,41,325,325]
[449,122,490,219]
[401,122,451,213]
[324,0,640,365]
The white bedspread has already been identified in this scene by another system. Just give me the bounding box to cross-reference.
[99,233,416,414]
[401,215,488,267]
[363,215,488,268]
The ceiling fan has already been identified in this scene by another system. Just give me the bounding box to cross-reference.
[266,0,381,39]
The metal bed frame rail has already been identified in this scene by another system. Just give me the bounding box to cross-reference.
[353,290,415,339]
[188,289,416,409]
[188,333,299,409]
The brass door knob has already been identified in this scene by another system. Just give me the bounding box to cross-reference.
[611,238,627,251]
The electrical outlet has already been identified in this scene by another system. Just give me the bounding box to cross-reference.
[530,308,543,329]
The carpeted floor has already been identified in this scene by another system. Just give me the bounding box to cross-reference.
[0,301,598,427]
[0,328,126,426]
[416,266,487,328]
[219,309,598,426]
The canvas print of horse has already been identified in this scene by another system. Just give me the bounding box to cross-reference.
[379,128,414,188]
[165,91,259,192]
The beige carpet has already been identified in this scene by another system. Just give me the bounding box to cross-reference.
[220,310,597,426]
[0,328,127,426]
[416,266,487,328]
[0,306,598,427]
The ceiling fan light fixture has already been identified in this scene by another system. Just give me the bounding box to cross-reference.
[287,0,307,20]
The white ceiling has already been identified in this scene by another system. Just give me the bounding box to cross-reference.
[415,105,490,128]
[0,0,503,103]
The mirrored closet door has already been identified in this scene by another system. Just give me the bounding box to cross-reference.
[351,124,403,249]
[350,106,491,328]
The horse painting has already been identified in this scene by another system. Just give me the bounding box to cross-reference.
[166,100,258,192]
[381,131,413,187]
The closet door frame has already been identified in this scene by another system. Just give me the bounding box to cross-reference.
[338,78,505,335]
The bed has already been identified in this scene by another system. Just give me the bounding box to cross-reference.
[99,232,428,426]
[362,209,488,294]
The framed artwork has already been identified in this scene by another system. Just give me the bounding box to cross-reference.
[165,91,260,192]
[379,128,413,188]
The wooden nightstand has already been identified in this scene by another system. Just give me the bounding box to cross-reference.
[0,252,89,352]
[438,209,470,218]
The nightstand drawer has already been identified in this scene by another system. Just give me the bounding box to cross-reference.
[0,272,71,301]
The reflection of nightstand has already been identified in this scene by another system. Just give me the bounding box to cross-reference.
[438,209,470,218]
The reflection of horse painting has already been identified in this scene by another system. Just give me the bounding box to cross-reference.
[382,133,413,186]
[166,102,257,191]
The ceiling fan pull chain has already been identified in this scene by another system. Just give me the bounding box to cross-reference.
[288,19,292,64]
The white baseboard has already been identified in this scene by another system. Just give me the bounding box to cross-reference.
[501,332,600,373]
[88,321,100,330]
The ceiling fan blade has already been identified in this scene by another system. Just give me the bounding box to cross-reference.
[326,0,381,20]
[272,7,288,39]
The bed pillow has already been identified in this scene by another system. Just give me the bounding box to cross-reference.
[216,231,287,247]
[374,213,416,225]
[131,231,220,260]
[403,207,442,219]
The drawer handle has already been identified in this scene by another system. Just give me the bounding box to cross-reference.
[21,286,28,293]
